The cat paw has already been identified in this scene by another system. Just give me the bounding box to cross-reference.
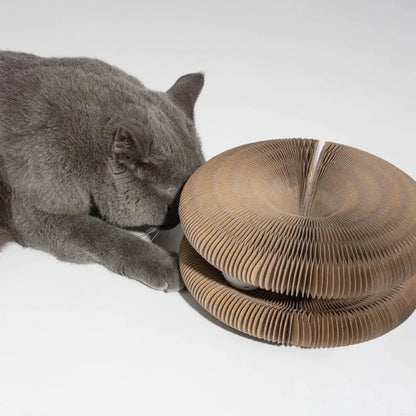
[162,251,185,293]
[125,248,184,292]
[108,236,185,293]
[145,250,184,293]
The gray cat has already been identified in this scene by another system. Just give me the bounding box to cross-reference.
[0,51,205,292]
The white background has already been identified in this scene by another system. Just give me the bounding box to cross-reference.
[1,1,416,415]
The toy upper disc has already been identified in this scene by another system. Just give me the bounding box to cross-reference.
[179,139,416,299]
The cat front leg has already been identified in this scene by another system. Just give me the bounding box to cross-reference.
[12,204,184,292]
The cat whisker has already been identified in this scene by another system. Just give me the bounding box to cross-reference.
[151,228,161,241]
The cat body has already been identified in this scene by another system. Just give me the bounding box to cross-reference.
[0,51,205,291]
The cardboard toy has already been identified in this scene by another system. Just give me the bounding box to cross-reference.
[178,139,416,348]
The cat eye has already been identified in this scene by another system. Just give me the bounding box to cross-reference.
[136,160,158,176]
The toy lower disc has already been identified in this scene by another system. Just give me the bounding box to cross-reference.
[179,237,416,348]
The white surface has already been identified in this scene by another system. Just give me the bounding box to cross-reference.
[222,272,258,291]
[1,1,416,415]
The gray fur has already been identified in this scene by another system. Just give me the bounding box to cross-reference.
[0,51,205,292]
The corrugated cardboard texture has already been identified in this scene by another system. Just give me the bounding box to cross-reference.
[180,237,416,348]
[179,139,416,298]
[178,139,416,347]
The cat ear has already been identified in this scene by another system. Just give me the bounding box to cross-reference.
[111,127,147,166]
[167,73,204,120]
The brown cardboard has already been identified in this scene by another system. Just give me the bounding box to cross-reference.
[178,139,416,347]
[179,237,416,348]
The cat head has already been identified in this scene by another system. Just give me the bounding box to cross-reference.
[97,73,205,231]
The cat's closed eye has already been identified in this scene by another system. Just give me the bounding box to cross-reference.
[136,160,158,177]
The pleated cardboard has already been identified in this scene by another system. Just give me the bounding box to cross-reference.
[178,139,416,347]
